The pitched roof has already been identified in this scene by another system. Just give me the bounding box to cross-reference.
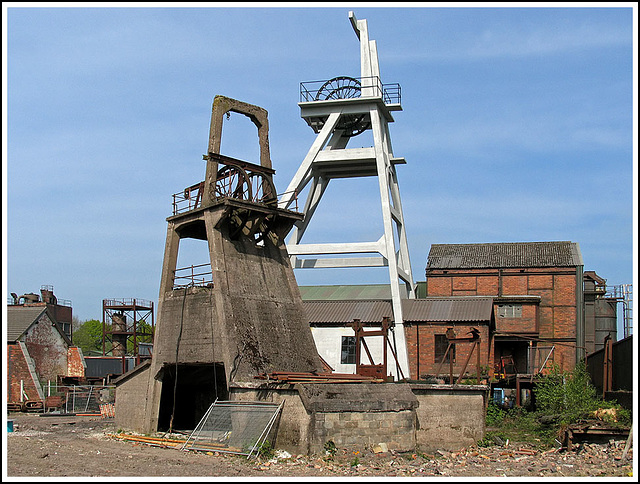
[304,300,393,323]
[303,297,494,324]
[7,306,48,341]
[7,305,72,345]
[427,241,583,269]
[402,297,494,322]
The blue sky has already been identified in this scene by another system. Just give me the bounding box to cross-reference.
[3,4,637,335]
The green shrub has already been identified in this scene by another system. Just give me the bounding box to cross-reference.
[255,440,274,459]
[323,440,337,458]
[485,401,507,426]
[534,361,600,424]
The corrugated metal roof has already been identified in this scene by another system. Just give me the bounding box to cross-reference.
[299,284,393,301]
[401,297,493,322]
[7,306,48,341]
[304,297,494,324]
[427,241,583,269]
[304,300,393,323]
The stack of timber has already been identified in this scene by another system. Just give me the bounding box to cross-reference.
[254,371,383,384]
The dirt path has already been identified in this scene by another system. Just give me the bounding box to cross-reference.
[4,413,634,478]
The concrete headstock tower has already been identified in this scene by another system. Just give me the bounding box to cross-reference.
[118,96,325,434]
[279,12,416,379]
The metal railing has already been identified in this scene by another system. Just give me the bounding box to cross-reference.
[103,298,154,308]
[173,181,204,215]
[300,76,401,105]
[173,263,214,289]
[172,180,300,216]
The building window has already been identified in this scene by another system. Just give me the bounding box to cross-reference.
[435,334,455,363]
[497,304,522,318]
[341,336,356,364]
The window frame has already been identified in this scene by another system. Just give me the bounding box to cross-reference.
[340,335,357,365]
[434,334,455,363]
[497,303,523,318]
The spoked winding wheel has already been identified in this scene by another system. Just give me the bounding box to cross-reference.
[314,76,370,137]
[214,164,252,201]
[315,76,363,101]
[248,172,277,206]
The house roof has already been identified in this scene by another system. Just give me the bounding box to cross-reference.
[7,306,49,341]
[427,241,583,269]
[7,305,71,344]
[402,297,494,322]
[304,297,494,324]
[304,299,393,323]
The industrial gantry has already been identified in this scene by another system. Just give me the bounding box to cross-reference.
[279,12,416,379]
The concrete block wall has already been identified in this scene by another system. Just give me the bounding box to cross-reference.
[114,362,151,433]
[411,383,486,452]
[310,409,415,452]
[115,379,487,455]
[230,383,419,454]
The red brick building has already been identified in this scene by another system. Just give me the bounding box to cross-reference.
[424,241,586,377]
[6,305,85,409]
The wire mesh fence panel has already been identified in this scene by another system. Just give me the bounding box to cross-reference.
[183,400,283,458]
[40,385,116,414]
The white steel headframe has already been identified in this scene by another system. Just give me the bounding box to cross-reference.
[279,12,415,379]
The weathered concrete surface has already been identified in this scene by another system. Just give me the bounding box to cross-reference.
[298,383,418,453]
[296,383,418,413]
[125,199,324,434]
[411,383,487,452]
[228,383,486,455]
[113,361,151,433]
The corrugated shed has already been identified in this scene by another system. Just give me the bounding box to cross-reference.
[401,298,494,322]
[304,297,494,324]
[6,306,48,341]
[299,284,393,300]
[427,241,583,269]
[304,300,393,323]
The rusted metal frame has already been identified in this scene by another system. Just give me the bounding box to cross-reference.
[434,342,454,383]
[352,318,398,379]
[455,339,481,385]
[183,181,204,209]
[206,152,275,176]
[353,320,376,366]
[384,318,406,380]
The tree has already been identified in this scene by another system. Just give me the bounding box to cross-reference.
[72,319,105,355]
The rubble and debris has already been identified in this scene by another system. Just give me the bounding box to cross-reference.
[6,412,634,477]
[559,419,630,451]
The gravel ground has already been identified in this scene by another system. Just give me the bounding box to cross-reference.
[4,413,635,479]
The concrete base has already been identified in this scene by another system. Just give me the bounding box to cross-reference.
[228,381,487,455]
[115,369,488,454]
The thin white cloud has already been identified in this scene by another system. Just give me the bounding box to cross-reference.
[391,18,631,63]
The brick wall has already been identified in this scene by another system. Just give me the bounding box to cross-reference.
[23,312,69,382]
[67,347,85,378]
[425,267,580,371]
[404,323,491,380]
[494,302,538,333]
[7,343,42,403]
